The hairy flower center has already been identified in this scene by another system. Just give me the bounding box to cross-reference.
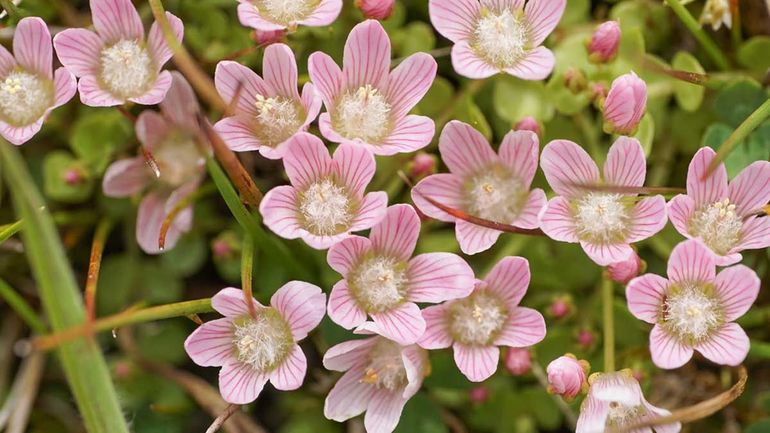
[232,309,294,372]
[605,401,645,428]
[448,291,508,346]
[298,178,353,236]
[334,85,392,144]
[254,0,317,25]
[252,95,304,147]
[573,193,631,243]
[349,256,409,313]
[689,198,742,256]
[360,339,408,391]
[473,8,529,68]
[663,284,722,343]
[465,168,526,223]
[153,133,204,188]
[100,40,155,99]
[0,71,52,126]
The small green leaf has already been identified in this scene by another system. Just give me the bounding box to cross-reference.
[713,79,769,128]
[455,95,493,140]
[493,77,554,125]
[672,51,706,112]
[416,76,454,118]
[546,74,591,116]
[633,113,655,156]
[737,36,770,72]
[43,151,94,203]
[159,233,208,278]
[559,0,590,25]
[392,22,436,57]
[70,110,132,174]
[394,394,448,433]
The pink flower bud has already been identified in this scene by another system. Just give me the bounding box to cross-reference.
[409,152,437,180]
[576,329,595,349]
[603,72,647,135]
[515,116,541,137]
[564,67,587,94]
[469,385,490,403]
[548,296,572,319]
[587,21,621,63]
[355,0,396,20]
[253,29,286,46]
[607,250,643,284]
[504,348,532,376]
[63,168,84,185]
[546,354,589,400]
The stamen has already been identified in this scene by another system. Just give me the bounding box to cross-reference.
[464,169,526,223]
[254,0,317,25]
[100,39,155,99]
[0,71,53,126]
[298,178,353,236]
[232,308,294,372]
[152,133,205,187]
[349,255,409,313]
[663,283,722,343]
[252,95,304,147]
[360,339,408,391]
[573,192,631,243]
[689,198,742,256]
[472,8,528,68]
[333,85,392,144]
[448,291,508,346]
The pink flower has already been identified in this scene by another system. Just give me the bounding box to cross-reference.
[602,72,647,135]
[323,330,428,433]
[504,347,531,375]
[547,296,572,319]
[409,152,437,180]
[214,44,322,159]
[0,17,76,145]
[515,116,541,137]
[412,121,546,255]
[327,204,474,344]
[102,72,205,254]
[607,249,643,284]
[308,20,437,156]
[184,284,326,404]
[546,354,588,400]
[236,0,342,32]
[259,132,388,250]
[418,257,546,382]
[429,0,565,79]
[587,21,621,63]
[54,0,183,107]
[668,147,770,265]
[576,370,681,433]
[356,0,396,20]
[626,239,759,369]
[253,29,286,46]
[539,137,667,266]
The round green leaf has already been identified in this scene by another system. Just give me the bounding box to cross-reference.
[672,51,706,112]
[737,36,770,72]
[43,151,94,203]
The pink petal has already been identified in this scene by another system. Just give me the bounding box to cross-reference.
[324,366,375,421]
[218,360,268,404]
[494,307,546,347]
[626,195,667,242]
[302,232,354,251]
[386,52,437,119]
[649,324,693,369]
[0,118,45,145]
[0,44,15,76]
[300,82,323,128]
[135,110,171,150]
[53,29,101,77]
[482,0,524,10]
[184,317,235,367]
[539,196,579,242]
[695,323,749,366]
[642,403,681,433]
[715,254,742,267]
[540,139,600,198]
[407,252,475,302]
[323,337,376,371]
[136,191,169,254]
[666,239,715,284]
[102,157,149,197]
[52,67,77,108]
[259,185,304,240]
[284,132,333,189]
[625,274,667,324]
[453,343,499,382]
[439,120,498,177]
[350,191,389,232]
[327,280,367,329]
[213,117,260,152]
[451,41,499,79]
[503,46,555,80]
[484,257,530,307]
[580,241,633,266]
[411,173,464,223]
[343,20,391,90]
[524,0,566,45]
[78,74,123,106]
[713,264,760,322]
[160,71,198,130]
[90,0,144,43]
[736,216,770,250]
[402,345,427,398]
[128,70,173,105]
[370,204,420,261]
[728,161,770,217]
[371,302,426,345]
[296,0,343,26]
[165,181,197,236]
[236,2,286,31]
[575,395,610,433]
[364,390,409,433]
[269,344,307,390]
[14,17,52,78]
[308,51,343,108]
[212,287,261,317]
[603,136,646,188]
[214,60,269,118]
[667,194,695,238]
[333,143,376,197]
[419,304,453,349]
[263,43,300,99]
[456,220,501,255]
[512,189,547,229]
[499,130,539,187]
[271,281,326,340]
[428,0,480,42]
[147,12,184,68]
[376,114,435,155]
[686,147,728,208]
[327,235,372,275]
[317,112,346,144]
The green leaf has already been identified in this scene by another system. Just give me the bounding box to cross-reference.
[493,77,554,125]
[392,22,436,57]
[43,151,94,203]
[416,76,454,118]
[394,393,448,433]
[713,79,769,128]
[546,73,591,116]
[455,95,493,140]
[136,320,190,364]
[633,114,655,157]
[70,110,132,174]
[672,51,706,112]
[737,36,770,72]
[559,0,590,25]
[702,122,770,177]
[159,233,208,277]
[745,420,770,433]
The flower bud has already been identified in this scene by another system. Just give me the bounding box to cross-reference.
[587,21,621,63]
[504,347,532,376]
[63,168,84,185]
[564,67,587,94]
[548,296,572,319]
[515,116,541,137]
[409,152,437,180]
[603,72,647,135]
[607,250,644,284]
[469,385,490,403]
[253,29,286,46]
[546,354,590,400]
[576,329,596,349]
[355,0,396,20]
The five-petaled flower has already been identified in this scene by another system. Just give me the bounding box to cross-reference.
[54,0,183,107]
[428,0,565,79]
[184,284,326,404]
[626,239,759,369]
[327,204,475,344]
[236,0,342,32]
[412,120,547,255]
[0,17,76,145]
[418,256,546,382]
[540,137,668,266]
[214,44,322,160]
[260,132,388,249]
[308,20,438,155]
[668,147,770,265]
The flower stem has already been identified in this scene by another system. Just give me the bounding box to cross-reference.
[0,220,23,244]
[84,218,113,323]
[602,274,615,372]
[706,97,770,176]
[665,0,730,71]
[0,0,22,18]
[0,278,46,334]
[241,234,257,319]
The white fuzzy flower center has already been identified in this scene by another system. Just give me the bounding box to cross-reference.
[605,401,645,428]
[573,193,631,243]
[663,284,722,343]
[448,291,508,346]
[253,95,304,147]
[334,85,392,144]
[349,256,409,313]
[361,339,408,391]
[298,178,353,236]
[255,0,316,25]
[689,198,742,256]
[0,71,53,126]
[465,169,525,223]
[473,8,529,68]
[100,40,155,99]
[232,309,294,372]
[153,133,204,188]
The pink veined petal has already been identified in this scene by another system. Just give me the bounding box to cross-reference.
[164,180,197,235]
[90,0,144,43]
[451,41,499,79]
[540,139,600,198]
[483,0,525,10]
[135,110,171,150]
[371,302,426,345]
[511,188,547,229]
[714,253,742,267]
[539,196,579,242]
[364,390,409,433]
[343,20,391,90]
[0,119,43,145]
[78,74,123,106]
[317,112,346,144]
[439,120,498,177]
[350,191,389,232]
[184,317,235,367]
[327,235,372,276]
[324,366,376,421]
[641,402,681,433]
[603,136,646,188]
[713,264,760,322]
[147,12,184,68]
[218,360,269,404]
[0,44,15,76]
[499,129,540,187]
[453,343,500,382]
[271,281,326,340]
[52,67,77,108]
[695,323,750,366]
[136,191,170,254]
[456,220,502,255]
[503,46,556,80]
[211,287,262,317]
[308,51,343,108]
[411,173,464,223]
[667,194,695,238]
[333,143,377,197]
[259,185,304,240]
[386,52,437,119]
[269,344,307,391]
[407,252,475,302]
[401,345,427,398]
[580,241,633,267]
[686,147,728,208]
[494,307,546,347]
[323,337,376,372]
[370,204,420,261]
[484,257,530,307]
[128,70,173,105]
[736,215,770,250]
[102,157,149,197]
[236,2,286,31]
[263,43,300,99]
[419,305,453,349]
[284,132,333,189]
[428,0,481,42]
[160,71,199,130]
[666,239,716,284]
[14,17,53,78]
[602,84,637,132]
[214,60,269,117]
[327,280,368,330]
[575,395,610,433]
[302,231,354,250]
[626,195,668,243]
[376,114,435,155]
[727,161,770,217]
[524,0,566,46]
[625,274,668,324]
[52,29,101,77]
[649,324,693,369]
[296,0,343,26]
[213,116,261,152]
[300,82,323,128]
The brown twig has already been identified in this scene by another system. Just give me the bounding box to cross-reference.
[205,404,241,433]
[568,183,686,195]
[158,184,216,250]
[84,218,113,323]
